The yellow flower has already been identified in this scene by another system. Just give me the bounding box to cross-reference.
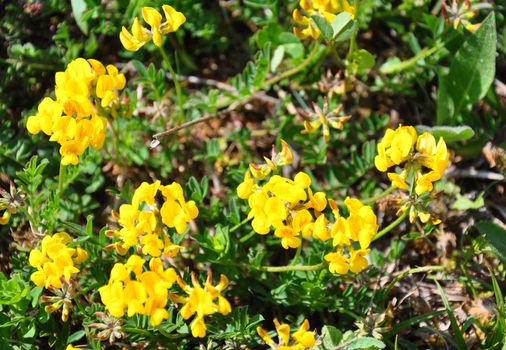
[293,0,356,40]
[292,319,316,348]
[257,319,316,349]
[237,171,258,199]
[109,181,198,256]
[375,125,417,171]
[27,58,125,165]
[26,97,63,136]
[29,233,87,289]
[120,17,152,52]
[325,251,349,274]
[171,272,232,338]
[0,211,11,225]
[120,5,186,52]
[343,197,378,249]
[274,225,302,249]
[375,126,450,195]
[99,255,178,326]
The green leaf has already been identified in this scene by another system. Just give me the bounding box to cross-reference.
[68,330,86,343]
[444,12,496,122]
[331,12,352,38]
[271,46,285,72]
[344,337,386,350]
[71,0,89,34]
[415,125,474,143]
[321,325,342,349]
[0,274,29,305]
[311,15,333,41]
[475,221,506,262]
[334,20,357,42]
[435,280,467,350]
[352,49,375,74]
[451,193,484,210]
[131,60,149,78]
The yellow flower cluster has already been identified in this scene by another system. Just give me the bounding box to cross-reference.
[169,272,232,338]
[107,181,198,257]
[120,5,185,52]
[98,255,178,326]
[29,232,88,289]
[293,0,355,39]
[323,198,378,274]
[237,142,378,274]
[26,58,126,165]
[101,180,231,335]
[374,125,449,195]
[257,319,316,349]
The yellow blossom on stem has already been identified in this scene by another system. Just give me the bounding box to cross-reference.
[108,180,195,257]
[293,0,356,40]
[170,271,232,338]
[120,5,186,52]
[257,319,316,349]
[29,232,87,289]
[26,58,126,165]
[375,125,450,195]
[98,255,178,326]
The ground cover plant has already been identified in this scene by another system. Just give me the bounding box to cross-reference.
[0,0,505,349]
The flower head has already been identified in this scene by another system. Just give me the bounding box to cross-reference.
[170,271,232,338]
[257,319,316,349]
[27,58,126,165]
[120,5,186,52]
[293,0,356,40]
[375,126,449,195]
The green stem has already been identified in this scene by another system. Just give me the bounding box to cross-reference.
[123,327,152,336]
[239,230,256,244]
[262,41,322,87]
[159,46,184,121]
[153,41,324,140]
[75,281,103,298]
[157,326,188,339]
[230,217,252,233]
[372,207,410,242]
[56,162,65,206]
[361,186,395,205]
[257,261,326,273]
[380,42,445,75]
[290,244,302,266]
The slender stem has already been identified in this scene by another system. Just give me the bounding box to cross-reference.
[372,207,410,242]
[156,326,188,339]
[330,44,345,68]
[56,162,65,206]
[229,217,252,233]
[290,244,302,266]
[159,46,184,121]
[75,281,103,298]
[257,261,326,273]
[332,186,396,207]
[262,41,321,87]
[239,230,257,244]
[123,327,152,336]
[153,42,323,140]
[361,186,395,205]
[153,99,244,139]
[379,42,445,75]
